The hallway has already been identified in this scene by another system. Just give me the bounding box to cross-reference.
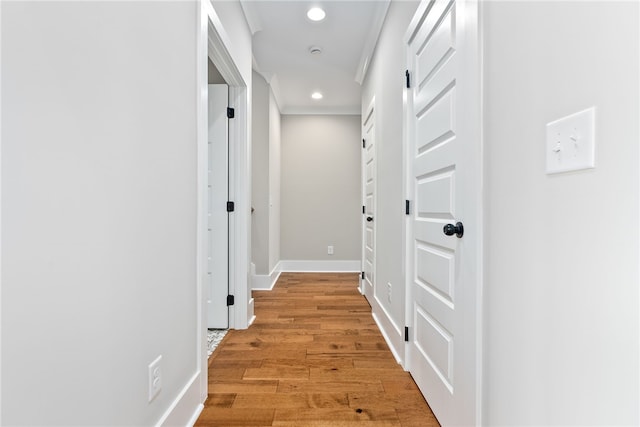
[196,273,439,426]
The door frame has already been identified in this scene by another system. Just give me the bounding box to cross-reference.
[197,0,251,402]
[402,0,484,423]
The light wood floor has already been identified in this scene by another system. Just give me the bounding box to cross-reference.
[195,272,440,427]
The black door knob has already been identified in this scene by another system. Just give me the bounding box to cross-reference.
[366,216,374,222]
[443,222,464,238]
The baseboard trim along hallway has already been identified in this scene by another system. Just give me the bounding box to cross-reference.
[279,260,361,272]
[195,272,439,426]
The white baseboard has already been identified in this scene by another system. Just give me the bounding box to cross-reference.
[279,260,361,272]
[371,307,405,367]
[251,262,282,290]
[156,372,204,427]
[186,404,204,427]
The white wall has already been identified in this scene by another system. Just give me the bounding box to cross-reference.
[251,71,271,274]
[483,1,639,425]
[2,1,201,424]
[251,71,281,278]
[268,90,281,272]
[208,58,225,84]
[280,115,361,262]
[360,0,419,362]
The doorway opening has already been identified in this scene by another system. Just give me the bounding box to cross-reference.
[206,59,230,355]
[197,0,252,402]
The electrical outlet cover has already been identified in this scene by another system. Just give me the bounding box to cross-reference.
[148,355,162,402]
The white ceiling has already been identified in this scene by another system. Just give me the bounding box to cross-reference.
[240,0,391,115]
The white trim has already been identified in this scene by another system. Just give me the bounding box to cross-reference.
[281,106,361,115]
[402,1,414,374]
[0,1,2,423]
[196,0,210,405]
[239,0,262,35]
[155,372,201,427]
[229,84,251,330]
[197,0,252,404]
[200,1,252,333]
[476,2,485,423]
[372,312,403,366]
[354,0,391,85]
[371,293,405,366]
[252,262,282,290]
[206,6,244,87]
[279,260,361,273]
[373,293,403,338]
[186,404,205,427]
[0,1,3,421]
[248,299,256,327]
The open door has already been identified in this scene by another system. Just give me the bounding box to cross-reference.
[208,84,229,328]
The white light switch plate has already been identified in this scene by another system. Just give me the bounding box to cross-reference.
[546,107,595,174]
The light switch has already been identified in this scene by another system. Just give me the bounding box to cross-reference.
[546,107,595,174]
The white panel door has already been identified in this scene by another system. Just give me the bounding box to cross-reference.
[208,84,229,328]
[362,103,375,300]
[405,1,481,425]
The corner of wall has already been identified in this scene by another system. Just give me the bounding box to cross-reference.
[251,261,282,290]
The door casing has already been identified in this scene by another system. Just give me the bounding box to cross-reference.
[197,0,251,402]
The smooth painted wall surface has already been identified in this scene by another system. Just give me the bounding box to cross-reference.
[252,71,270,274]
[251,71,281,276]
[281,115,361,261]
[208,58,225,84]
[2,1,199,425]
[360,0,419,360]
[483,1,639,425]
[268,91,281,272]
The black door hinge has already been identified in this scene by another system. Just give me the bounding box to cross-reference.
[226,201,235,212]
[405,200,410,215]
[227,107,235,119]
[362,138,366,148]
[226,295,235,306]
[362,205,365,214]
[405,70,411,89]
[361,271,365,280]
[404,326,410,342]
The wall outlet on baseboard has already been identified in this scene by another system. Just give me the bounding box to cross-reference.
[327,245,334,255]
[148,355,162,402]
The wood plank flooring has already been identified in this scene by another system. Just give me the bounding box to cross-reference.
[195,272,440,427]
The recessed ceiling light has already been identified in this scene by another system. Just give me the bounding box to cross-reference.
[307,7,326,21]
[309,46,323,55]
[311,92,323,100]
